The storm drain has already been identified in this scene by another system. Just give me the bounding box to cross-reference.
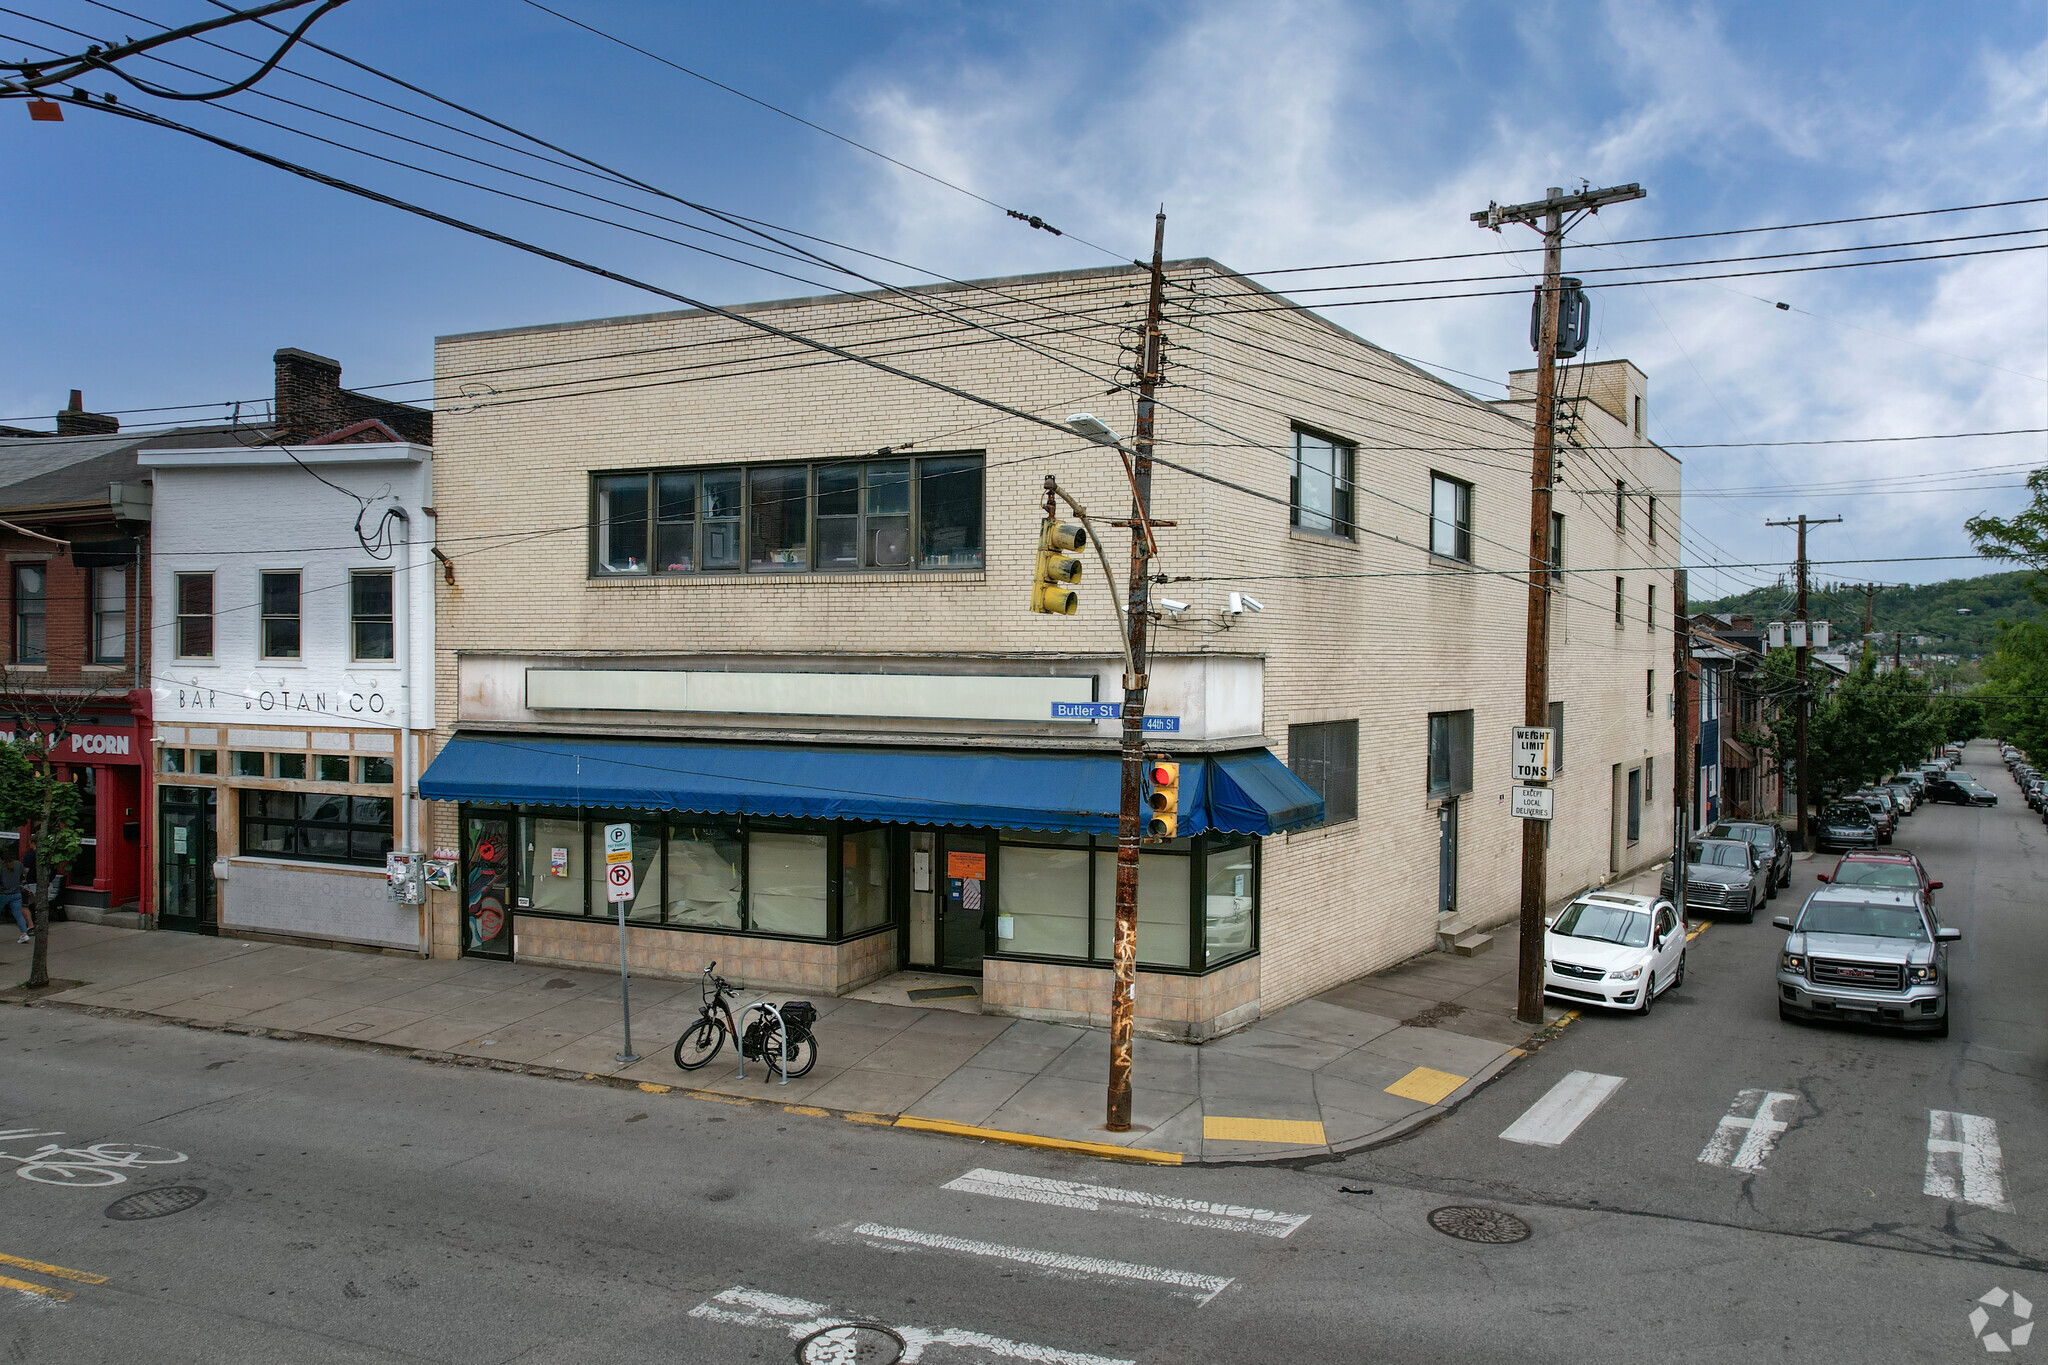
[1427,1205,1531,1244]
[105,1186,208,1221]
[795,1322,904,1364]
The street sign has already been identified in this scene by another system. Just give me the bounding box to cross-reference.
[1142,716,1180,732]
[1511,784,1555,820]
[1052,701,1120,720]
[604,823,634,903]
[1511,727,1553,782]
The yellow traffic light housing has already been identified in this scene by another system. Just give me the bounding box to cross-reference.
[1144,760,1180,839]
[1031,519,1088,615]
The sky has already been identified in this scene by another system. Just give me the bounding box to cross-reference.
[1,0,2043,602]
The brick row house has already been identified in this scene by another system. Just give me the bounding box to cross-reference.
[415,261,1682,1039]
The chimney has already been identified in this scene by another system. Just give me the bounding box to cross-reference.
[55,389,119,437]
[273,347,347,444]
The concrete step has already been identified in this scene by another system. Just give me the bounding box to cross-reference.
[62,905,145,930]
[1448,932,1494,957]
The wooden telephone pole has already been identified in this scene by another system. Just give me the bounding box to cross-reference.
[1768,515,1841,848]
[1472,182,1645,1027]
[1107,213,1169,1131]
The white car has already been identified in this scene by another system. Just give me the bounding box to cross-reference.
[1543,891,1687,1014]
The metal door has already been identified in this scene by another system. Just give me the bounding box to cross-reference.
[1437,800,1459,917]
[156,786,216,933]
[937,833,988,973]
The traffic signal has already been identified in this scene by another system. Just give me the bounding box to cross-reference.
[1031,518,1087,615]
[1144,760,1180,839]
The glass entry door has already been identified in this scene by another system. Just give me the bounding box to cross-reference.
[463,815,515,959]
[938,833,988,972]
[157,786,216,933]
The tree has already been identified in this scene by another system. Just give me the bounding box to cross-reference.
[1967,468,2048,604]
[0,672,95,990]
[1741,650,1945,823]
[1980,621,2048,756]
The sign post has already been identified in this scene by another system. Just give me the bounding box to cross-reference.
[603,822,639,1065]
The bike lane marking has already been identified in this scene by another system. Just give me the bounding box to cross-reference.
[942,1167,1309,1237]
[1698,1089,1800,1173]
[1925,1110,2013,1213]
[0,1127,190,1186]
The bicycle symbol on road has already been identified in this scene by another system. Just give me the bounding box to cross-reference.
[0,1128,190,1187]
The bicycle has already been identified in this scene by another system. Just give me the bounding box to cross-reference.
[671,962,819,1078]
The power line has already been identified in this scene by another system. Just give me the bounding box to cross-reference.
[512,0,1133,265]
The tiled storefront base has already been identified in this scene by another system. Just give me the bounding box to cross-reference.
[981,957,1260,1042]
[448,905,899,994]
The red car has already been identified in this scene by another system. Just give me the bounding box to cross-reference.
[1816,850,1942,907]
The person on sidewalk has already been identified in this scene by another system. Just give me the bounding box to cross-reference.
[1,850,29,944]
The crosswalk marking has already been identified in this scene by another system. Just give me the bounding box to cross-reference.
[943,1168,1309,1238]
[851,1222,1234,1304]
[1501,1071,1626,1147]
[1926,1111,2013,1212]
[689,1286,1136,1365]
[1698,1089,1800,1172]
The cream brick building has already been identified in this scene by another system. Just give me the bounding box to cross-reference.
[418,260,1680,1039]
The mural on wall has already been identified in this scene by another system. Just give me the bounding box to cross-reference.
[464,816,512,957]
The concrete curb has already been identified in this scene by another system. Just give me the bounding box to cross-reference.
[16,995,1558,1170]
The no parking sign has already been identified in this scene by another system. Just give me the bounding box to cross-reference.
[604,823,635,903]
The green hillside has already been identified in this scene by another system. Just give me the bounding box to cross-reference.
[1692,570,2043,659]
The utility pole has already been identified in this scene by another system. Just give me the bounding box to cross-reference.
[1768,515,1841,848]
[1861,583,1878,666]
[1672,570,1690,918]
[1473,181,1645,1027]
[1107,212,1168,1132]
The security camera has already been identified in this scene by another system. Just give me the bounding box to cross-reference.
[1225,592,1264,615]
[1157,597,1190,615]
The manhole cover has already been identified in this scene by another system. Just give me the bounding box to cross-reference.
[1427,1205,1531,1244]
[105,1186,208,1221]
[795,1322,904,1364]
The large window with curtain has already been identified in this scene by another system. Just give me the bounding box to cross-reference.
[995,829,1258,973]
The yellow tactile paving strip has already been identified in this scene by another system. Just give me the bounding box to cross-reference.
[1384,1065,1469,1106]
[1203,1116,1328,1145]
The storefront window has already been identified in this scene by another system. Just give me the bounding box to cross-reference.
[231,751,264,777]
[521,815,584,916]
[666,823,742,929]
[746,829,827,936]
[317,755,350,782]
[1204,839,1257,966]
[272,753,307,780]
[1092,847,1192,969]
[998,836,1090,958]
[841,828,891,935]
[191,749,218,775]
[239,791,392,866]
[160,748,185,774]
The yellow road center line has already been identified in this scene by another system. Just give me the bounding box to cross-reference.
[0,1252,107,1285]
[0,1274,74,1301]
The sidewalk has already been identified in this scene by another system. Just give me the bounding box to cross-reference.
[4,917,1577,1165]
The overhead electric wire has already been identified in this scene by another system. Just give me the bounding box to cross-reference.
[511,0,1133,265]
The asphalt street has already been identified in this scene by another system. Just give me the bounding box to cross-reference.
[2,742,2040,1363]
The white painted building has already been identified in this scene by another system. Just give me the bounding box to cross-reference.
[139,441,436,950]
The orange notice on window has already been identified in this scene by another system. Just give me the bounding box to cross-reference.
[946,851,986,881]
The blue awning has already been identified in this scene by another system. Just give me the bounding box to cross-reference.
[420,736,1324,836]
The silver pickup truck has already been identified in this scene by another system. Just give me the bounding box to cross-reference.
[1774,886,1959,1036]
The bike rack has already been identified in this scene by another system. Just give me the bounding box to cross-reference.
[734,1001,790,1085]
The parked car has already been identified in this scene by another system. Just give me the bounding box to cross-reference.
[1884,781,1918,815]
[1850,791,1898,842]
[1774,886,1958,1036]
[1544,891,1686,1014]
[1924,776,1997,807]
[1661,837,1764,921]
[1705,820,1793,897]
[1816,802,1881,852]
[1816,849,1942,908]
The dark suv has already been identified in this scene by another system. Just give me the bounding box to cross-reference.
[1816,802,1880,852]
[1924,776,1997,807]
[1706,820,1793,898]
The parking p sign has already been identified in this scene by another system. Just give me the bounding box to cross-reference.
[603,822,634,904]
